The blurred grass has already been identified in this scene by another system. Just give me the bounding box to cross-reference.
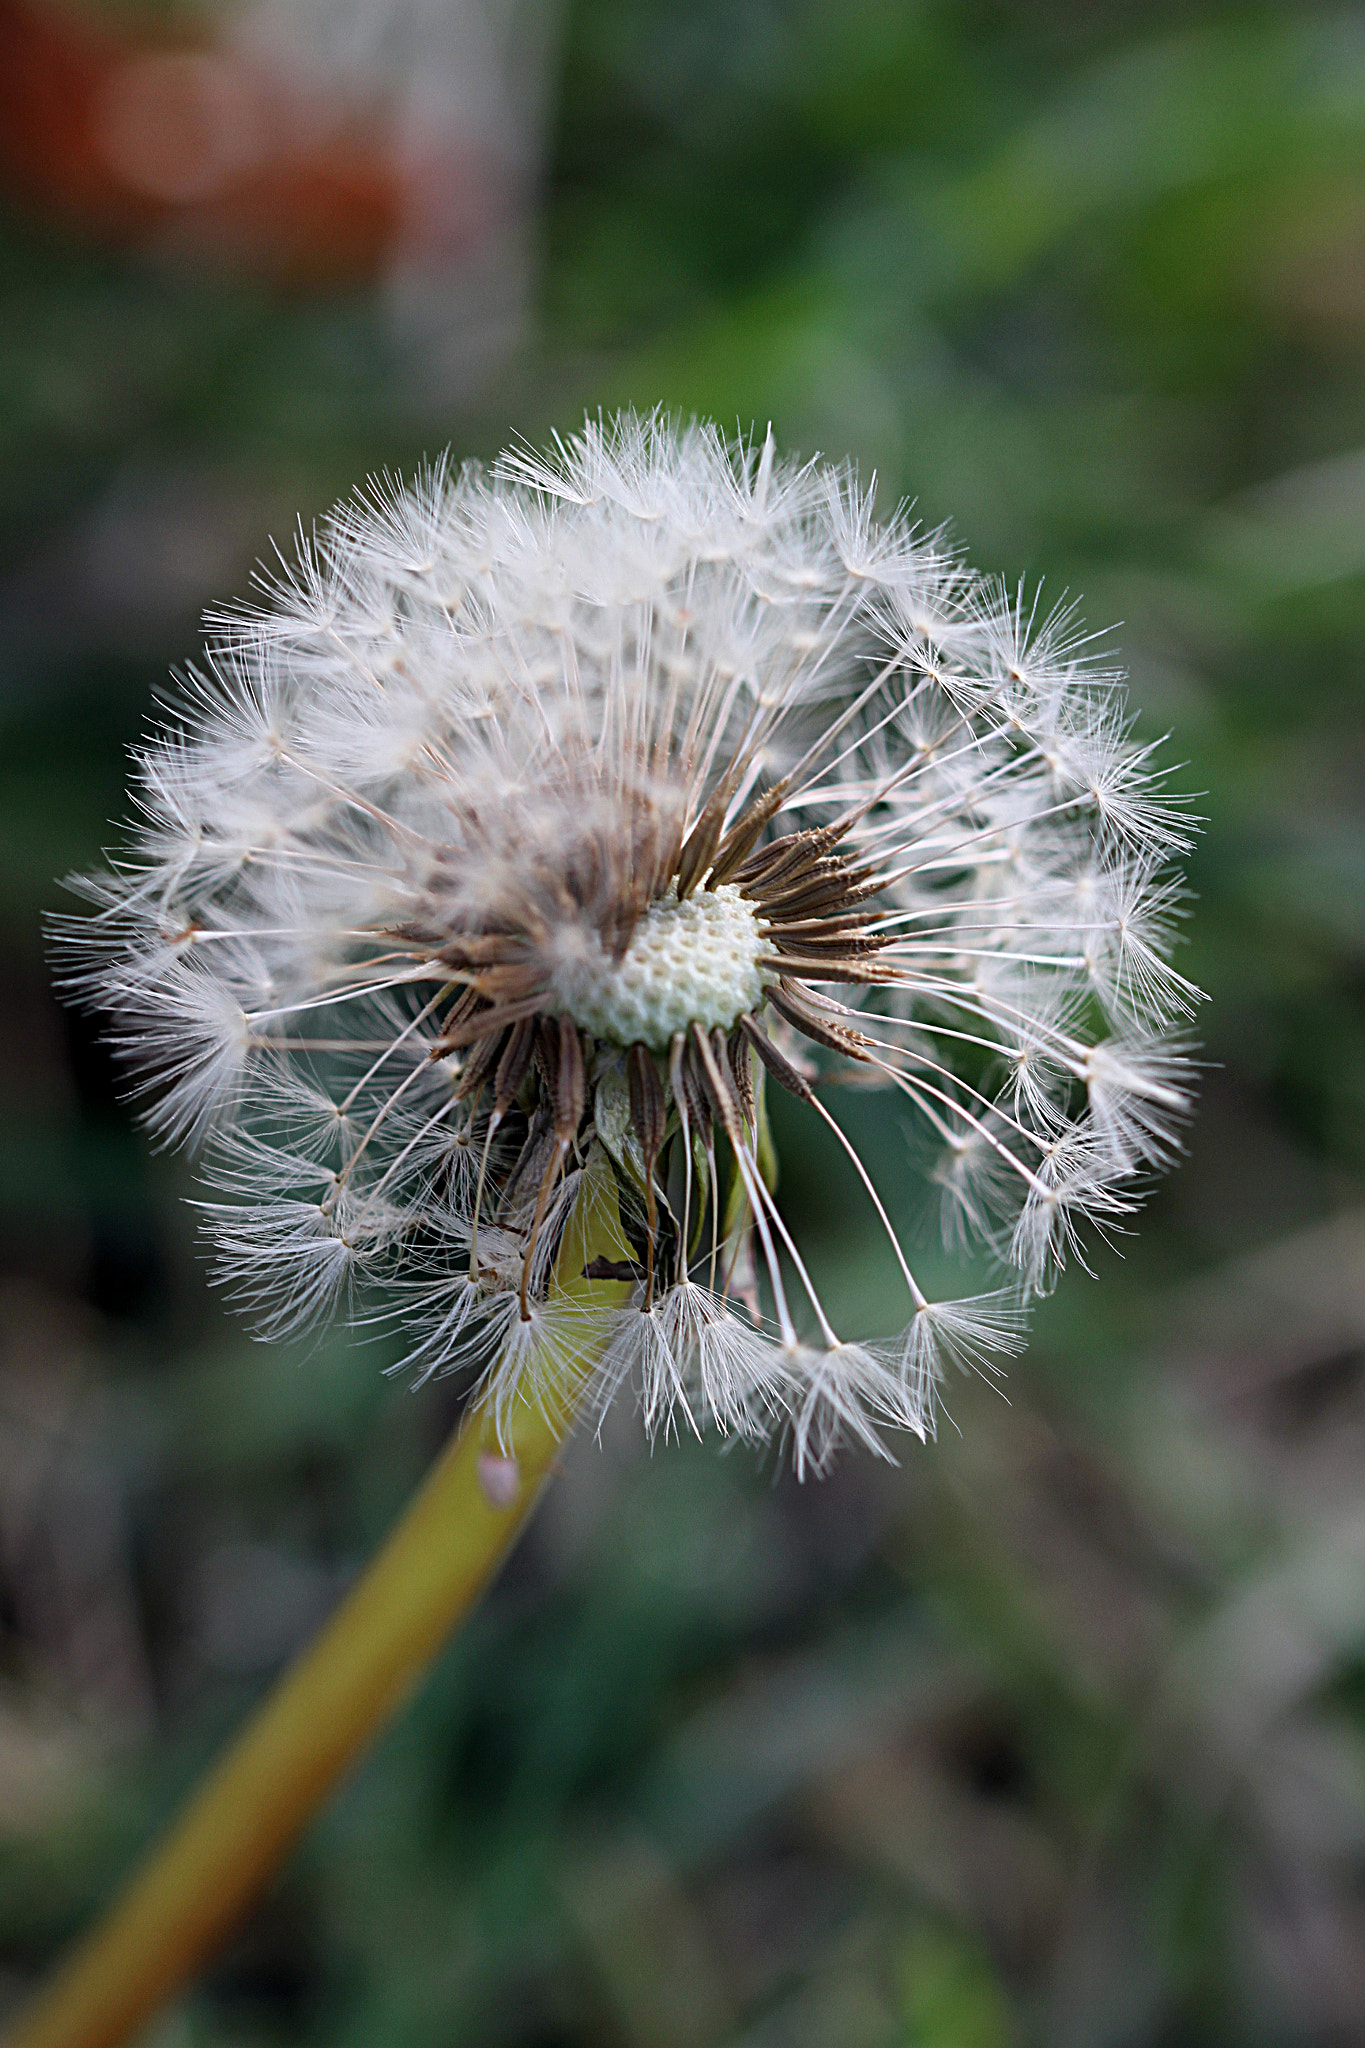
[2,2,1365,2044]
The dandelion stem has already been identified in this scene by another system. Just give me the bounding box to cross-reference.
[5,1185,632,2048]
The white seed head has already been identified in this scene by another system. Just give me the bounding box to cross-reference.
[53,410,1201,1469]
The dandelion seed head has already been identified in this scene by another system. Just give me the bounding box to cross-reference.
[53,410,1201,1469]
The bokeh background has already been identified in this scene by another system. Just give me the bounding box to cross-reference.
[3,2,1365,2042]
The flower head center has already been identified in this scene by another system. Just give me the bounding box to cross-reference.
[551,885,771,1051]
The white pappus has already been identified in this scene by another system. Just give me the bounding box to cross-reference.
[54,411,1200,1473]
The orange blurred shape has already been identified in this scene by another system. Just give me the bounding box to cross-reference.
[0,0,480,288]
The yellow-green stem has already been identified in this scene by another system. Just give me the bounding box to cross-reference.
[6,1172,630,2048]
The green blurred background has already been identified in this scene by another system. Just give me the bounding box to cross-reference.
[3,2,1365,2042]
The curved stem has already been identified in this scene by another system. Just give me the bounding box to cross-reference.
[6,1178,631,2048]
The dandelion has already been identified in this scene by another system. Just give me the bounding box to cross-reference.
[24,411,1204,2048]
[55,410,1198,1470]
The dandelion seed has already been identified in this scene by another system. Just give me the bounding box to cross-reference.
[53,411,1200,1466]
